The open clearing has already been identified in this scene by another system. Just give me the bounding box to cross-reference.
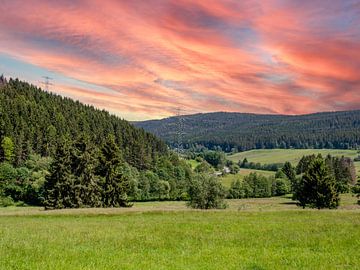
[1,195,359,270]
[221,168,275,187]
[228,149,360,174]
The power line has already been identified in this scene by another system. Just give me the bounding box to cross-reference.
[41,76,53,91]
[175,107,185,154]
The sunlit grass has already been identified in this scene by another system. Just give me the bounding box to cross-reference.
[0,195,359,270]
[228,149,360,175]
[221,169,276,187]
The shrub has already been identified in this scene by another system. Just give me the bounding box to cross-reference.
[273,178,291,196]
[194,161,214,174]
[187,174,227,209]
[228,179,244,199]
[352,179,360,205]
[0,195,14,207]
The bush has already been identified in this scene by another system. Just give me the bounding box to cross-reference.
[0,195,14,207]
[229,164,240,174]
[273,178,291,196]
[243,173,272,198]
[187,174,227,209]
[227,179,244,199]
[194,161,214,174]
[352,179,360,205]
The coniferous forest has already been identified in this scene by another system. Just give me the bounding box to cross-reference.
[0,78,193,208]
[0,78,359,210]
[135,110,360,152]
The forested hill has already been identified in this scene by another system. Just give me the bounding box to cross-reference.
[134,111,360,152]
[0,78,167,168]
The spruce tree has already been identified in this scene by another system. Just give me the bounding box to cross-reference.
[97,135,131,207]
[43,140,74,209]
[295,157,339,209]
[72,136,101,207]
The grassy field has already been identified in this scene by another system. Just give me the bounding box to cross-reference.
[221,168,275,187]
[228,149,360,174]
[1,195,359,270]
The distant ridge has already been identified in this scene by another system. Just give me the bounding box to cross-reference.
[134,110,360,152]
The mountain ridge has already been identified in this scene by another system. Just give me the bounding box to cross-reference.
[134,110,360,152]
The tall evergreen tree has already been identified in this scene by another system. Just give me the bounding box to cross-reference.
[43,140,74,209]
[281,161,296,191]
[97,135,130,207]
[295,157,339,209]
[71,136,101,207]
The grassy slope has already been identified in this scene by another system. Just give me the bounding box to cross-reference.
[221,169,275,187]
[228,149,360,174]
[1,196,359,270]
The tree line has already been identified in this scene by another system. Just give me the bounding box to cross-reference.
[135,111,360,152]
[1,78,359,210]
[0,78,194,208]
[228,154,357,208]
[0,78,167,168]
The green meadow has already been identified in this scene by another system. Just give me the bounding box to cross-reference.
[228,149,360,174]
[1,195,359,270]
[221,168,275,187]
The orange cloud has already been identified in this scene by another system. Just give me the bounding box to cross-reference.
[0,0,359,120]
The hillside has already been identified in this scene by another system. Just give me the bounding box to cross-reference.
[0,78,167,169]
[0,78,196,207]
[227,148,360,175]
[134,111,360,152]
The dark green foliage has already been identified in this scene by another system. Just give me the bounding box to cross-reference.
[44,140,75,209]
[1,78,195,208]
[294,157,339,209]
[228,163,240,174]
[187,174,227,209]
[243,173,272,198]
[202,151,226,169]
[282,162,296,182]
[275,170,286,179]
[0,154,51,206]
[352,179,360,205]
[194,161,214,174]
[296,155,316,174]
[135,111,360,152]
[44,136,132,209]
[227,179,244,199]
[297,154,356,193]
[239,158,281,171]
[0,78,167,168]
[281,161,296,191]
[325,155,356,192]
[227,173,291,199]
[273,178,291,196]
[96,135,130,207]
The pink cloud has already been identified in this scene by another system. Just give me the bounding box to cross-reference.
[0,0,359,120]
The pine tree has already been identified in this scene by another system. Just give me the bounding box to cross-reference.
[72,136,101,207]
[281,161,296,191]
[295,157,339,209]
[97,135,131,207]
[43,140,74,209]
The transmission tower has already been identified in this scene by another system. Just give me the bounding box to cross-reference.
[41,76,53,91]
[175,107,185,154]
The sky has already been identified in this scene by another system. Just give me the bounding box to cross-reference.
[0,0,359,120]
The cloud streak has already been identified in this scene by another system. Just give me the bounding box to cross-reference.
[0,0,359,120]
